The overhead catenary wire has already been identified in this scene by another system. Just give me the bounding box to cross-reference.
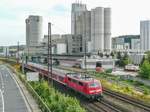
[51,23,68,34]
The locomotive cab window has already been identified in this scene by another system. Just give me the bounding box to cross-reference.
[89,82,100,88]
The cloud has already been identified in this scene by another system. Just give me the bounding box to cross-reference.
[0,0,73,46]
[1,0,150,46]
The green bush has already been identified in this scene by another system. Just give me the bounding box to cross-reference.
[105,69,112,73]
[142,87,150,95]
[30,81,86,112]
[133,81,144,86]
[139,60,150,79]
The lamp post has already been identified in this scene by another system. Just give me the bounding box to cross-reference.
[17,41,19,64]
[48,22,53,85]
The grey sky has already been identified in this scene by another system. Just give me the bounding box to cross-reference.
[0,0,150,46]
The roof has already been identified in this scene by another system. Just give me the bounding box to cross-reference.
[67,73,97,83]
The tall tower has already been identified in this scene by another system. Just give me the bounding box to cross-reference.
[26,15,43,48]
[81,11,91,52]
[71,3,87,35]
[91,7,104,52]
[104,8,111,51]
[140,20,150,51]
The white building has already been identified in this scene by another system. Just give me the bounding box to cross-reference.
[131,39,140,50]
[140,20,150,51]
[129,53,145,65]
[55,43,67,54]
[42,34,61,44]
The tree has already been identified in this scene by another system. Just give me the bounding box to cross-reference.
[116,52,131,67]
[117,52,122,59]
[105,54,109,58]
[139,60,150,79]
[145,51,150,63]
[98,52,103,58]
[110,51,115,58]
[140,56,145,67]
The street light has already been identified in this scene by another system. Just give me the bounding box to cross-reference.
[48,22,53,85]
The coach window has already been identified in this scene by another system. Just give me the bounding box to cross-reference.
[72,79,77,83]
[68,78,71,81]
[79,82,83,86]
[59,76,64,82]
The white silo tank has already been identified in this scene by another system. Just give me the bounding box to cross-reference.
[91,8,95,52]
[104,8,111,51]
[28,16,43,47]
[91,7,104,52]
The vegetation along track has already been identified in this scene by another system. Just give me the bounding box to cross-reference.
[48,78,124,112]
[103,88,150,112]
[57,66,150,111]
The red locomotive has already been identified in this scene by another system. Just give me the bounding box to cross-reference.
[24,62,103,99]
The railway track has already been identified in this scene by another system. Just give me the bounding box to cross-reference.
[103,88,150,112]
[81,98,124,112]
[55,66,150,112]
[5,60,150,112]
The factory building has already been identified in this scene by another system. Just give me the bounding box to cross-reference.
[62,34,82,54]
[71,3,111,54]
[112,35,140,50]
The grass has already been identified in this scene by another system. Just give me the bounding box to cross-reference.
[91,71,150,104]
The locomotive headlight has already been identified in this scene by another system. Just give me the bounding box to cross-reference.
[96,89,101,92]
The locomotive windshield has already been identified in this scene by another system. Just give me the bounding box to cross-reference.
[89,82,101,88]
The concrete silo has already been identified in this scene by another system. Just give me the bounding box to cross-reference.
[71,3,87,35]
[81,11,91,52]
[104,8,111,52]
[26,15,43,47]
[91,7,104,52]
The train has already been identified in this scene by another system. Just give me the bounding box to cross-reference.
[24,62,103,99]
[124,64,139,72]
